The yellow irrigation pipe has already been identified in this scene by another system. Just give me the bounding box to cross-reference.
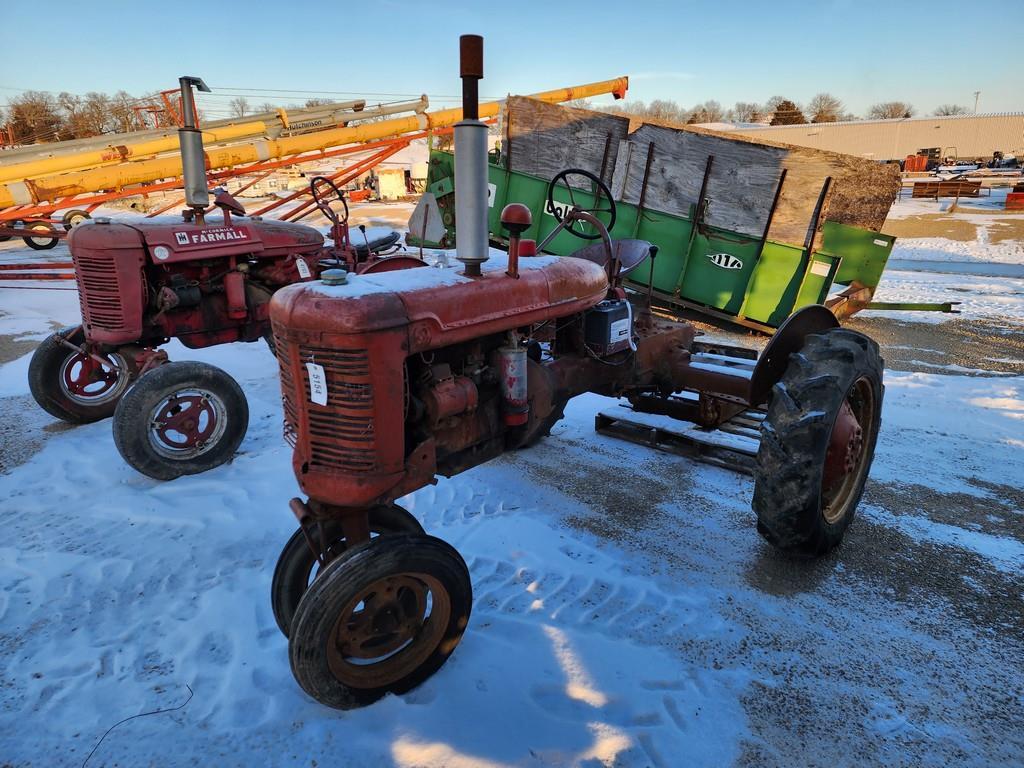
[0,77,627,209]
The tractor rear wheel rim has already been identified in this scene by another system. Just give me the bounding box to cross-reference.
[147,388,228,460]
[821,376,875,525]
[326,571,451,689]
[59,350,129,405]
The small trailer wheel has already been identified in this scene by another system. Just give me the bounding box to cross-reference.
[112,361,249,480]
[271,504,425,637]
[62,209,91,230]
[289,534,472,709]
[753,328,884,556]
[28,326,134,423]
[23,222,59,250]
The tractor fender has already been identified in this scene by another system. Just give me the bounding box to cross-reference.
[748,305,840,406]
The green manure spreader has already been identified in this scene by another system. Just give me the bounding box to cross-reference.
[410,97,955,331]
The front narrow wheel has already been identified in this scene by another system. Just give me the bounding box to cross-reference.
[28,326,134,423]
[271,505,426,638]
[289,534,472,709]
[753,328,884,556]
[112,361,248,480]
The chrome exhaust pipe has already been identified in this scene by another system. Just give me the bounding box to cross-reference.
[454,34,489,276]
[177,75,212,216]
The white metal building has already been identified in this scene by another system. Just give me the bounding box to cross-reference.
[722,113,1024,161]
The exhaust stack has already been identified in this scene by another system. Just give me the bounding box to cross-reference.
[454,34,489,276]
[177,75,212,218]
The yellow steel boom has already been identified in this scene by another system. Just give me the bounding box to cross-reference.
[0,77,627,209]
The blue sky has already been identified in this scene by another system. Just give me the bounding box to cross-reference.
[2,0,1021,118]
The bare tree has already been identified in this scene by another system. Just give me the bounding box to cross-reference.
[732,101,763,123]
[769,99,807,125]
[808,92,844,123]
[868,101,914,119]
[256,101,277,114]
[685,100,725,124]
[563,98,592,110]
[934,104,967,116]
[304,97,333,108]
[229,96,250,118]
[6,91,63,143]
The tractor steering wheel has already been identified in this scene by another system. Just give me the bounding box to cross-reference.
[545,168,616,241]
[310,176,349,227]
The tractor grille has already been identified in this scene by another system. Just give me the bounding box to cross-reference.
[298,345,376,472]
[273,332,299,447]
[74,253,131,332]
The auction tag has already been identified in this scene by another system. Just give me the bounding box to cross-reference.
[305,362,328,406]
[295,257,312,279]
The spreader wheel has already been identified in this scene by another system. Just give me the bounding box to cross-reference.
[753,328,884,556]
[112,361,249,480]
[271,505,426,637]
[289,534,472,709]
[28,326,134,423]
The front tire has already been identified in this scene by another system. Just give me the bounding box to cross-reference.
[28,326,134,423]
[753,329,884,556]
[112,361,249,480]
[271,505,426,638]
[289,534,472,709]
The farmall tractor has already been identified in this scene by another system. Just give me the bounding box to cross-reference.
[266,36,884,709]
[28,76,416,480]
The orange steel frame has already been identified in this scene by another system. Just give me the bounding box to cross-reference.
[0,124,477,225]
[0,124,486,283]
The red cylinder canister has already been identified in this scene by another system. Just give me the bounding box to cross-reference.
[497,346,528,425]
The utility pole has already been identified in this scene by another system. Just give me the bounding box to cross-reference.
[973,91,981,114]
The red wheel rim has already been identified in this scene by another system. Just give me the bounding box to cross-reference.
[147,388,227,459]
[59,351,128,405]
[821,376,876,524]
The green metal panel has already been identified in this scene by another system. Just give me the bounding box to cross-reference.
[418,151,895,330]
[823,221,895,286]
[737,242,806,325]
[676,232,761,314]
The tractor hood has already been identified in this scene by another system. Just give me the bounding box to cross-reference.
[68,217,324,264]
[271,253,609,354]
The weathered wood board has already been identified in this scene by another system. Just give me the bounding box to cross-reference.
[503,98,901,247]
[503,97,630,188]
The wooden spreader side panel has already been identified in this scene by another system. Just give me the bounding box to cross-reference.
[502,97,901,249]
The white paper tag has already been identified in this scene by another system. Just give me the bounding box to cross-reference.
[295,257,311,279]
[873,238,889,247]
[487,182,496,208]
[610,317,631,341]
[305,362,328,406]
[810,261,831,277]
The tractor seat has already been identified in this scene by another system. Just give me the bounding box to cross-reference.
[569,239,656,278]
[353,230,401,256]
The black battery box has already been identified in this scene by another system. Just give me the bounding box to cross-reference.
[584,299,632,355]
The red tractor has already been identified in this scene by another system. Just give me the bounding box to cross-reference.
[266,36,884,709]
[28,77,420,480]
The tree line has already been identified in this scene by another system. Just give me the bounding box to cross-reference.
[0,90,390,146]
[579,94,971,126]
[2,86,976,147]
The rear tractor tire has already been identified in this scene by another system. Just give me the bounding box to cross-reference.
[271,504,426,638]
[28,326,134,423]
[753,328,884,557]
[112,361,249,480]
[289,534,472,709]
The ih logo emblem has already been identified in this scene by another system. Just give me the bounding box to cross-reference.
[707,253,743,270]
[174,232,190,245]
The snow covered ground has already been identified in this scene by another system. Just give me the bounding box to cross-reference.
[1,204,1022,767]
